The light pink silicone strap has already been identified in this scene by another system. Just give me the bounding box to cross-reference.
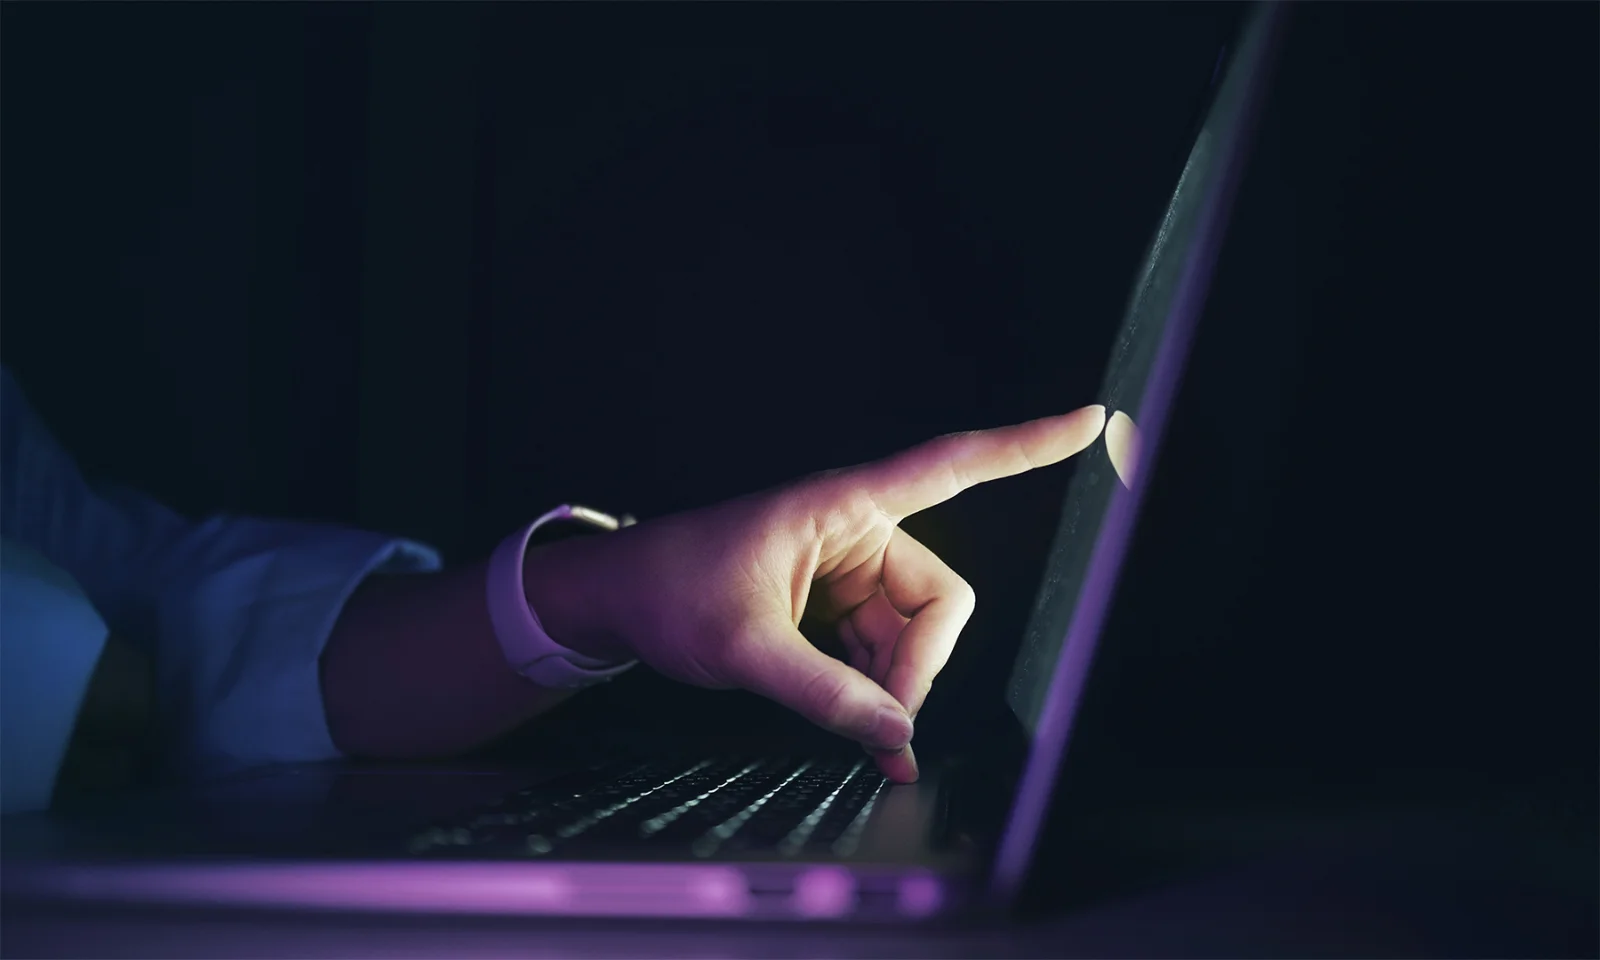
[486,509,636,689]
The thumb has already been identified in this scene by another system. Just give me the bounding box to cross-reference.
[727,621,914,752]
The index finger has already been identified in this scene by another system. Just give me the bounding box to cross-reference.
[862,404,1106,518]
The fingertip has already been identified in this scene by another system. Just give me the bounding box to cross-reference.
[873,705,914,751]
[1057,403,1107,460]
[1030,404,1106,464]
[874,744,919,783]
[748,630,915,750]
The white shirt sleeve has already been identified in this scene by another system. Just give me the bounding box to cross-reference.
[0,368,442,778]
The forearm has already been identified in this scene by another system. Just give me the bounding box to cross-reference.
[319,537,622,760]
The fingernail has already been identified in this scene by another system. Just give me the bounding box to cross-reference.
[876,745,919,783]
[874,706,914,750]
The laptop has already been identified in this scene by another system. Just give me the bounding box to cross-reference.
[1,2,1284,924]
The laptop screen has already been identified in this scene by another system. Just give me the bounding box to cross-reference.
[989,1,1285,903]
[1004,5,1279,737]
[1001,133,1213,733]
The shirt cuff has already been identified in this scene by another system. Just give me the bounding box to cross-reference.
[159,525,441,777]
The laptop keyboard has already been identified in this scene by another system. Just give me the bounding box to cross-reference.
[406,756,888,860]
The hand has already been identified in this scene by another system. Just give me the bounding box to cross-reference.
[523,405,1106,781]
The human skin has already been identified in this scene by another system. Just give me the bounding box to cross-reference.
[321,404,1107,782]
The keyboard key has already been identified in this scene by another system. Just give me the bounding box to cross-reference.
[407,755,885,859]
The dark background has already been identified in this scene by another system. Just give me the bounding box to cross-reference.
[2,0,1594,890]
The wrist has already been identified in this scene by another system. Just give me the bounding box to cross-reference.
[519,533,634,664]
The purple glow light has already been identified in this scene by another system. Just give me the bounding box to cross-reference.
[15,862,753,917]
[793,866,855,918]
[897,874,945,918]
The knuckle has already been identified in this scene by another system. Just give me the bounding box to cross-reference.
[1010,437,1042,471]
[950,577,978,615]
[818,490,893,549]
